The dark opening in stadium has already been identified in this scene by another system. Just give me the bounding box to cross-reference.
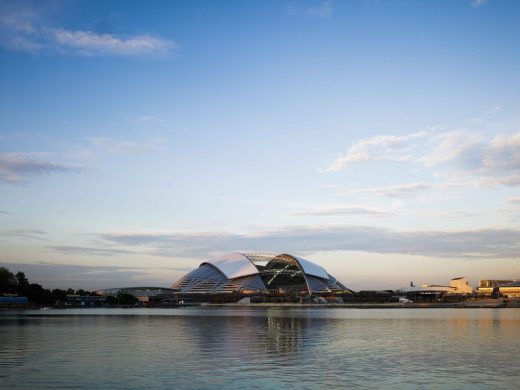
[171,252,349,295]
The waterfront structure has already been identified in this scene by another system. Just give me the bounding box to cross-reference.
[171,252,349,295]
[476,280,520,298]
[66,294,105,307]
[476,279,519,296]
[0,296,28,308]
[94,287,176,303]
[400,277,473,301]
[449,277,473,294]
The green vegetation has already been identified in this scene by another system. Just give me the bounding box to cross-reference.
[0,267,95,306]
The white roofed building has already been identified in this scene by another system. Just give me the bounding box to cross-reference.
[171,252,349,295]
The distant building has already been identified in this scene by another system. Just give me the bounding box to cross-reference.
[493,281,520,298]
[476,280,520,298]
[449,277,473,294]
[400,276,473,301]
[0,296,28,307]
[66,295,105,307]
[94,287,177,304]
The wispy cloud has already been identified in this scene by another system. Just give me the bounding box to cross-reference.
[292,206,392,217]
[48,246,136,256]
[308,1,334,18]
[50,29,175,57]
[349,182,431,198]
[288,1,334,19]
[324,131,429,172]
[326,130,520,187]
[90,137,166,154]
[98,225,520,260]
[2,229,47,240]
[421,210,478,218]
[506,196,520,205]
[471,0,488,8]
[0,4,176,57]
[0,152,83,183]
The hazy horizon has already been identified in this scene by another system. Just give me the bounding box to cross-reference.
[1,0,519,291]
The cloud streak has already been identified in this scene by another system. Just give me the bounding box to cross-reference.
[0,5,175,57]
[292,206,392,217]
[349,182,431,198]
[0,152,83,183]
[98,225,520,260]
[90,137,166,154]
[50,29,174,57]
[48,246,136,256]
[1,229,47,240]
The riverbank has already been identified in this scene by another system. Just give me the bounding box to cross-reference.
[205,298,520,309]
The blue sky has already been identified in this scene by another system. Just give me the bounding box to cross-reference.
[1,0,519,290]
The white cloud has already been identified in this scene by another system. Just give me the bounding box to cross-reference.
[50,29,174,57]
[324,131,429,172]
[418,130,484,167]
[0,5,175,57]
[0,152,83,183]
[326,130,520,187]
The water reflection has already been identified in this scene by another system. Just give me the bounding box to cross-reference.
[1,309,519,389]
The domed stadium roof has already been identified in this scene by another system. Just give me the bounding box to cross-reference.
[172,252,348,295]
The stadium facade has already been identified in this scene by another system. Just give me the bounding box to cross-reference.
[171,252,349,295]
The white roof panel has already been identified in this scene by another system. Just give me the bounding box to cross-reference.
[294,256,329,279]
[204,253,259,279]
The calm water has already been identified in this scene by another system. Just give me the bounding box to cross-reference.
[1,308,519,389]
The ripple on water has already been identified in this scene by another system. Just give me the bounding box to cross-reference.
[0,308,519,389]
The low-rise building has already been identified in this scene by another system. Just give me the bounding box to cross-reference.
[476,279,519,296]
[449,277,473,294]
[400,277,474,301]
[66,295,105,307]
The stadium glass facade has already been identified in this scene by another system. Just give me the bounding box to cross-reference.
[171,252,349,295]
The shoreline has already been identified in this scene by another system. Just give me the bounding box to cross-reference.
[2,298,519,311]
[205,300,519,309]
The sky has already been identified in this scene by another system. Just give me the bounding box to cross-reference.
[1,0,519,291]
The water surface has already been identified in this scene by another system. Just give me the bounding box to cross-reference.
[1,308,519,389]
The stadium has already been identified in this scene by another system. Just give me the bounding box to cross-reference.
[171,252,350,296]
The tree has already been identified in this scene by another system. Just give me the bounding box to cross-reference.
[0,267,17,294]
[15,272,29,295]
[51,289,67,303]
[27,283,53,305]
[117,293,137,306]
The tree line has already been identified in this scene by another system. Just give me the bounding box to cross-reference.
[0,267,95,305]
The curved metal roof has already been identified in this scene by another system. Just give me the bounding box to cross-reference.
[202,252,330,281]
[292,255,330,280]
[202,252,259,279]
